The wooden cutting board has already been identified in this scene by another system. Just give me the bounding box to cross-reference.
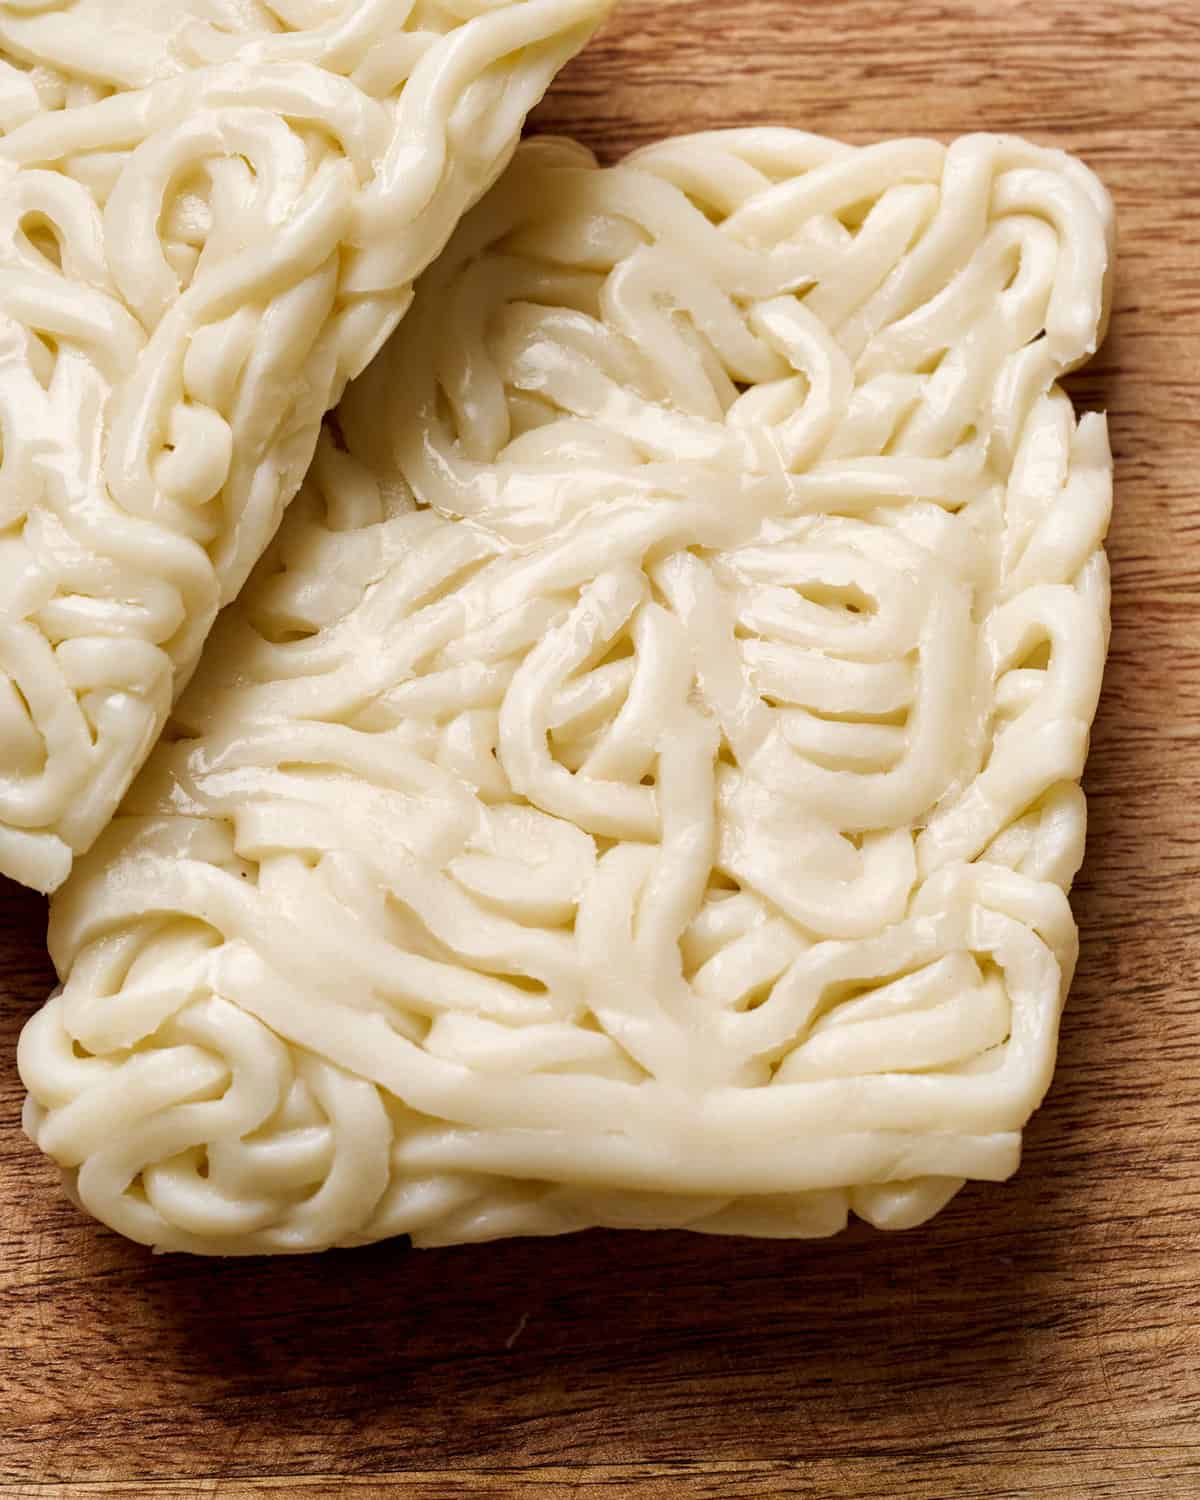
[2,2,1198,1495]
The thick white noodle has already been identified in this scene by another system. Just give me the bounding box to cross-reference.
[21,130,1115,1252]
[0,0,611,892]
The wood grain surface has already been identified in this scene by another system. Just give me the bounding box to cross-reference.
[2,2,1199,1495]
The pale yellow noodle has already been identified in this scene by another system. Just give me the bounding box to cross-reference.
[0,0,612,892]
[20,129,1115,1252]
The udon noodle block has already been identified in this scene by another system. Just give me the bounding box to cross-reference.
[0,0,612,893]
[20,131,1115,1252]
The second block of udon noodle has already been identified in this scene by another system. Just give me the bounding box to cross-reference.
[21,131,1115,1253]
[0,0,612,893]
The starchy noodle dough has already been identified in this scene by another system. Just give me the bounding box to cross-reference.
[20,131,1115,1252]
[0,0,612,893]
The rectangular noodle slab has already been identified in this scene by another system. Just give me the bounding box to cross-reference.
[0,0,611,892]
[20,130,1114,1253]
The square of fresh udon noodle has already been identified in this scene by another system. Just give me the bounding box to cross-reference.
[0,0,611,894]
[21,130,1115,1254]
